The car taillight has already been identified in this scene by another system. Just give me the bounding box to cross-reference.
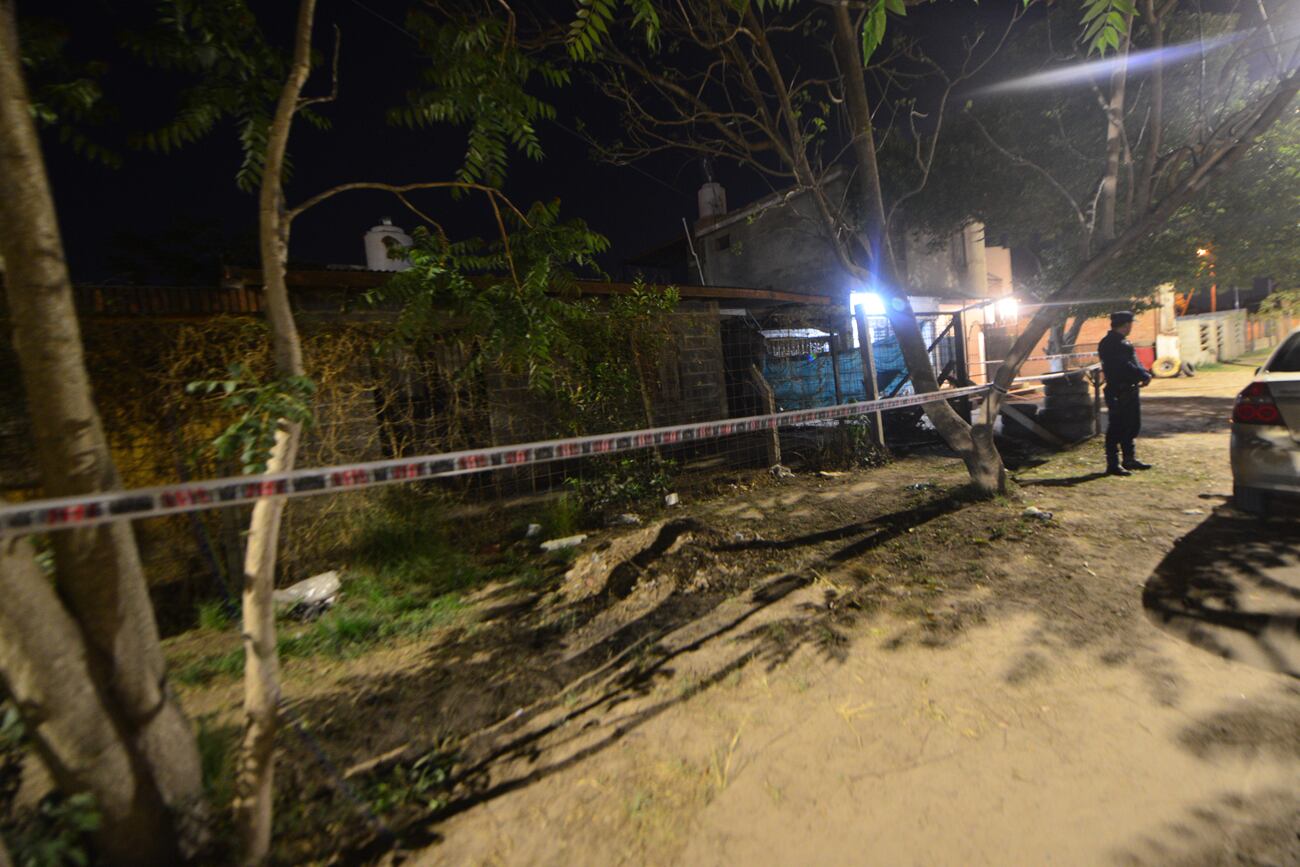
[1233,382,1283,425]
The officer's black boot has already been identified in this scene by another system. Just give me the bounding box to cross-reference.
[1122,448,1152,471]
[1106,447,1131,476]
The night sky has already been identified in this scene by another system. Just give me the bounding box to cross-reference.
[36,0,1010,285]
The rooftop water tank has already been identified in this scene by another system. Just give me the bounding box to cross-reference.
[363,218,413,271]
[698,182,727,222]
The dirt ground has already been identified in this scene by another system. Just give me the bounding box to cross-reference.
[176,359,1300,866]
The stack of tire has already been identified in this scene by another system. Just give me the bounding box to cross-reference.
[1039,372,1095,443]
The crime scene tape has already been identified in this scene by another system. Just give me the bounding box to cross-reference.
[973,351,1099,366]
[1011,363,1102,384]
[0,383,992,536]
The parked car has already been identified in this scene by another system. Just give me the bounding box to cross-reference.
[1231,328,1300,513]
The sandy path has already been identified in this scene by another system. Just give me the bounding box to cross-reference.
[404,362,1300,867]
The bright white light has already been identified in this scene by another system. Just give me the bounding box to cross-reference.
[997,297,1019,321]
[850,291,886,316]
[974,32,1248,96]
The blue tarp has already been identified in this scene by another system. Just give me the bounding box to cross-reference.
[761,319,956,411]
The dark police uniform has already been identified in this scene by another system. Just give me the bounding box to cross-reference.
[1098,322,1152,471]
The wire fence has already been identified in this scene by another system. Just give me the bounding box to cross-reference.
[0,291,1083,633]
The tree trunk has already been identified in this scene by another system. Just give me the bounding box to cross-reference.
[1046,324,1064,357]
[234,424,299,862]
[0,534,173,866]
[233,0,316,862]
[886,296,1006,496]
[829,5,1005,497]
[1063,315,1087,352]
[0,4,206,861]
[1135,0,1166,215]
[829,5,889,254]
[1097,15,1134,242]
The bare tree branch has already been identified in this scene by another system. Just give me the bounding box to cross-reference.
[966,109,1089,232]
[297,24,341,111]
[286,180,526,225]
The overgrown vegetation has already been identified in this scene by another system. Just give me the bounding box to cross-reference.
[1260,289,1300,317]
[2,793,100,867]
[1,702,101,867]
[567,454,676,517]
[186,363,317,474]
[169,488,545,686]
[369,201,681,438]
[363,748,456,817]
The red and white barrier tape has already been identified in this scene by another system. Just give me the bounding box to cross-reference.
[1011,363,1101,384]
[972,351,1099,367]
[1,384,990,536]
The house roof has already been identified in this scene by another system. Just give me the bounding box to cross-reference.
[221,267,832,306]
[695,166,847,239]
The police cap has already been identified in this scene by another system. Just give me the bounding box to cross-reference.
[1110,310,1136,327]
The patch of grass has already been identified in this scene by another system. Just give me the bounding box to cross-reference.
[171,489,513,686]
[364,749,455,816]
[4,792,99,867]
[539,493,585,538]
[627,789,653,819]
[196,716,239,810]
[173,586,467,686]
[197,600,234,632]
[173,648,245,685]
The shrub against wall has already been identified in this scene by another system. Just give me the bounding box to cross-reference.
[3,289,689,629]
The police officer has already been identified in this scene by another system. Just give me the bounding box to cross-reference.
[1098,311,1152,476]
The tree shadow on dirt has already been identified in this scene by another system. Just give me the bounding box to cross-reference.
[423,494,969,799]
[1112,786,1300,867]
[1112,683,1300,866]
[1142,510,1300,677]
[1018,471,1109,488]
[291,493,970,861]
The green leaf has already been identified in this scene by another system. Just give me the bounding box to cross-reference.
[1083,13,1108,43]
[1080,1,1110,24]
[861,0,888,64]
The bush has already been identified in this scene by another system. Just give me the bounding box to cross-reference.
[565,454,675,518]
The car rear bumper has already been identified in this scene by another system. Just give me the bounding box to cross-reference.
[1231,424,1300,494]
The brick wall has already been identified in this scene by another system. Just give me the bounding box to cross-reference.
[651,301,729,425]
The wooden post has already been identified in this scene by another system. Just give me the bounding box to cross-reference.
[750,364,781,467]
[1089,368,1103,437]
[853,305,885,447]
[828,327,844,405]
[952,310,970,384]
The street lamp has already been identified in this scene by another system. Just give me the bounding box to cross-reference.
[1196,245,1217,312]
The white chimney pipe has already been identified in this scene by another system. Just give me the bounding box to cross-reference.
[698,182,727,223]
[363,217,413,272]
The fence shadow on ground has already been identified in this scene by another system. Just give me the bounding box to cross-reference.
[1142,509,1300,678]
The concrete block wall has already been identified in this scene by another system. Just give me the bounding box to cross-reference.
[650,301,729,425]
[1177,310,1249,366]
